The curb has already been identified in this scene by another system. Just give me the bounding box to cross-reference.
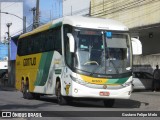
[0,85,16,91]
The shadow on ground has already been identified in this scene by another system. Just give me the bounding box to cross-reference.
[39,96,146,109]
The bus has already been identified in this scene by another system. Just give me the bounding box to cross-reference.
[16,16,133,107]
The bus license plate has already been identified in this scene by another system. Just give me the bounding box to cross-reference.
[99,91,110,96]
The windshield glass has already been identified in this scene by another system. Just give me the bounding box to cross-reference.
[74,28,131,75]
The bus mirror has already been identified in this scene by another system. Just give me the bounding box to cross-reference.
[131,38,142,55]
[67,33,75,53]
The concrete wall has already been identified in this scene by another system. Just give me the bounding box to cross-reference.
[133,55,160,73]
[133,26,160,73]
[91,0,160,56]
[138,26,160,55]
[91,0,160,29]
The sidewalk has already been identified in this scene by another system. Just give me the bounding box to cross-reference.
[0,84,16,91]
[0,78,16,91]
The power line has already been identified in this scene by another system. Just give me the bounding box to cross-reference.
[91,0,146,16]
[88,0,160,29]
[91,0,159,17]
[1,3,16,9]
[122,1,160,26]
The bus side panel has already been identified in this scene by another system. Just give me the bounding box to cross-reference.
[33,51,63,94]
[34,51,54,86]
[15,53,42,92]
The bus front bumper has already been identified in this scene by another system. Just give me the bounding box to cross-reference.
[71,81,132,99]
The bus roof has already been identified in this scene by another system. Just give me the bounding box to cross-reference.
[19,16,128,39]
[63,16,128,31]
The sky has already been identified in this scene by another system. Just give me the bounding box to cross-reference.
[0,0,90,40]
[24,0,90,25]
[0,0,90,60]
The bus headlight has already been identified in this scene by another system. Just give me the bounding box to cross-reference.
[70,75,87,85]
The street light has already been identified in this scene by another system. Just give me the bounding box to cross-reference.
[1,12,23,20]
[6,23,12,85]
[0,12,26,86]
[0,11,26,33]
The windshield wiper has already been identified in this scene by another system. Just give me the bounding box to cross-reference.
[89,49,106,76]
[108,59,119,75]
[106,47,119,75]
[90,65,105,76]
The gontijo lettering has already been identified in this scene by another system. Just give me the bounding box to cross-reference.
[23,57,36,66]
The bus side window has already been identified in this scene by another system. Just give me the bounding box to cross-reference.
[18,37,29,56]
[17,40,22,56]
[33,35,39,53]
[46,30,54,51]
[28,36,35,54]
[64,25,73,67]
[21,38,28,55]
[40,33,45,52]
[54,27,62,54]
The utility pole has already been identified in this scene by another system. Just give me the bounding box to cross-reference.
[31,7,36,29]
[6,23,12,86]
[89,1,91,16]
[36,0,40,27]
[23,16,26,33]
[31,0,40,29]
[71,6,72,16]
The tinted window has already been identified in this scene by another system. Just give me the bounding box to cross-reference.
[17,27,62,56]
[64,25,73,68]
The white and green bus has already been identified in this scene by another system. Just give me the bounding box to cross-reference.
[16,16,133,107]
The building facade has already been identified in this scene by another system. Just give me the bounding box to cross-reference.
[0,0,23,41]
[0,43,7,60]
[0,0,23,61]
[0,0,23,86]
[91,0,160,72]
[91,0,160,29]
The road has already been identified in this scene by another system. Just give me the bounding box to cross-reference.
[0,88,160,120]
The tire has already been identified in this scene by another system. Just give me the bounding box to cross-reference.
[65,97,73,105]
[103,99,115,107]
[33,93,40,100]
[23,85,34,100]
[56,81,67,105]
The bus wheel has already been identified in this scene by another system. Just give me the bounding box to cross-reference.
[103,99,115,107]
[56,81,67,105]
[23,85,34,100]
[33,93,40,100]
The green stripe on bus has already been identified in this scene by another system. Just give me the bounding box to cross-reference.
[106,77,129,84]
[55,69,62,74]
[34,51,54,86]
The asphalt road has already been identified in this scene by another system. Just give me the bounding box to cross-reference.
[0,88,160,120]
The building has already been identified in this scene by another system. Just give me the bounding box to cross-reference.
[91,0,160,29]
[0,0,23,86]
[91,0,160,72]
[0,43,7,60]
[0,0,23,41]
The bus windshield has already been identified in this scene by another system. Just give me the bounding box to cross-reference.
[73,28,132,75]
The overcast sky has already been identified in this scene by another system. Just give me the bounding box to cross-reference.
[63,0,90,16]
[24,0,90,25]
